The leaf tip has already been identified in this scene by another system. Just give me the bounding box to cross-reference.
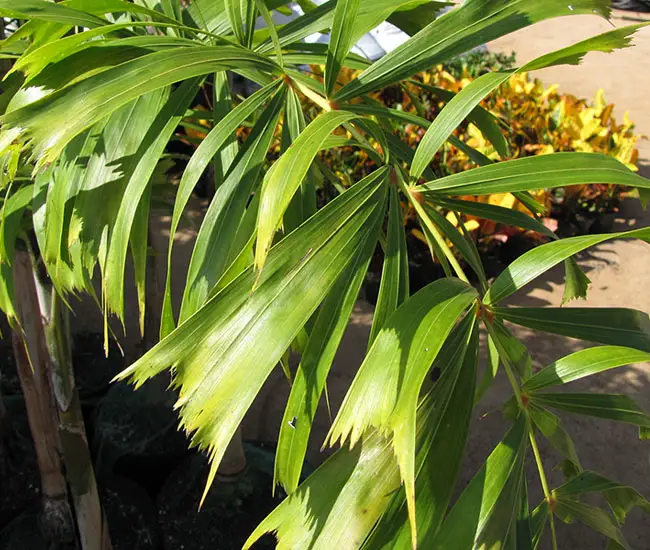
[199,459,219,510]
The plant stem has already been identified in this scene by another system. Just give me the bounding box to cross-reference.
[403,182,469,283]
[484,316,558,550]
[529,427,559,550]
[43,282,113,550]
[454,210,489,293]
[293,79,332,112]
[12,248,75,544]
[482,318,524,408]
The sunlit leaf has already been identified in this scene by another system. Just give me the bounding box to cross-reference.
[524,23,649,72]
[553,471,650,525]
[39,89,169,299]
[430,196,555,238]
[160,79,282,337]
[484,227,650,305]
[246,431,401,550]
[324,0,359,96]
[0,184,32,263]
[257,0,444,55]
[365,312,479,549]
[562,257,591,305]
[280,86,317,236]
[528,403,581,468]
[369,184,409,347]
[0,0,106,27]
[489,317,533,379]
[409,81,508,159]
[117,167,387,501]
[411,72,512,181]
[523,346,650,392]
[179,88,285,322]
[9,21,209,83]
[212,71,239,185]
[344,102,505,168]
[327,278,477,544]
[418,153,649,197]
[420,202,485,282]
[274,178,383,492]
[104,78,202,322]
[553,500,630,549]
[334,0,611,100]
[255,109,358,270]
[0,46,279,167]
[225,0,246,42]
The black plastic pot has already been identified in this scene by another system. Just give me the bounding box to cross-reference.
[612,0,650,11]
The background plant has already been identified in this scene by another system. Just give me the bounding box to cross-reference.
[310,60,643,249]
[0,1,650,549]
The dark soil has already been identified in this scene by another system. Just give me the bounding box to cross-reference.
[0,333,282,549]
[157,446,281,550]
[0,399,39,530]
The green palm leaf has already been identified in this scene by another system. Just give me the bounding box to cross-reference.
[365,312,479,549]
[0,0,106,27]
[327,277,477,544]
[528,403,582,468]
[553,471,650,525]
[495,307,650,352]
[104,78,202,324]
[37,89,169,298]
[334,0,611,101]
[418,152,649,196]
[484,227,650,305]
[246,431,401,550]
[430,196,555,238]
[0,46,279,167]
[179,88,286,322]
[274,215,378,493]
[430,415,528,548]
[255,109,359,270]
[531,393,650,429]
[369,184,409,346]
[553,500,630,549]
[160,79,282,337]
[409,22,646,182]
[523,346,650,392]
[117,167,387,501]
[324,0,360,96]
[280,86,317,236]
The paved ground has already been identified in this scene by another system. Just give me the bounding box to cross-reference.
[489,9,650,176]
